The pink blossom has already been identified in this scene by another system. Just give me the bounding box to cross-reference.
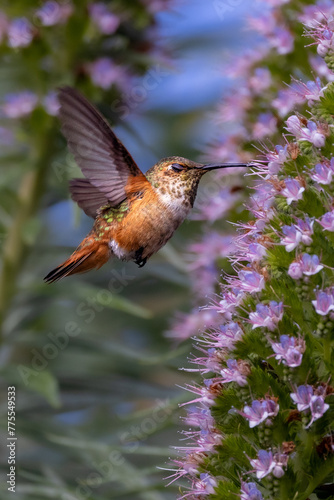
[310,56,334,82]
[89,3,120,35]
[43,91,60,116]
[252,112,277,139]
[288,254,323,279]
[312,289,334,316]
[306,395,330,428]
[310,162,333,185]
[290,384,313,411]
[86,58,127,90]
[281,177,305,205]
[235,269,265,294]
[35,1,72,26]
[295,217,314,245]
[266,144,288,173]
[217,289,244,320]
[281,224,302,252]
[271,335,305,367]
[240,481,263,500]
[8,18,34,48]
[272,89,299,117]
[318,210,334,231]
[249,68,272,94]
[220,359,249,386]
[249,450,276,479]
[2,91,38,118]
[242,398,279,428]
[291,385,329,428]
[271,27,294,54]
[249,301,283,331]
[290,77,325,105]
[285,116,326,147]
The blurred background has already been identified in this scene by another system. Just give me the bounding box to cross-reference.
[0,1,256,499]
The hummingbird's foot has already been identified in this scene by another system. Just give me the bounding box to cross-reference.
[134,247,147,267]
[137,258,147,268]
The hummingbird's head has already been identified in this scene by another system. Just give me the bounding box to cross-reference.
[146,156,248,211]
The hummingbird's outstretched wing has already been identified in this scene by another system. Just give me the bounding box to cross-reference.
[58,87,150,214]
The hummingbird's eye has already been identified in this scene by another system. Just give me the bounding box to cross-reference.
[169,163,184,172]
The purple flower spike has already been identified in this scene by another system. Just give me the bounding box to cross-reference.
[281,178,305,205]
[8,18,34,48]
[318,210,334,231]
[250,450,275,479]
[312,289,334,315]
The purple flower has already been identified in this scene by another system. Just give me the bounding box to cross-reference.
[8,18,34,48]
[318,210,334,231]
[285,116,326,147]
[281,177,305,205]
[291,385,329,428]
[272,452,289,478]
[266,144,288,173]
[295,217,314,245]
[35,1,72,26]
[306,395,330,428]
[2,91,38,118]
[288,254,323,279]
[290,385,313,411]
[86,57,126,90]
[240,482,263,500]
[217,289,244,320]
[249,450,276,479]
[291,77,325,105]
[310,162,333,185]
[249,301,283,331]
[249,68,272,94]
[271,335,305,367]
[89,3,120,35]
[312,289,334,315]
[245,242,267,262]
[43,91,60,116]
[253,112,277,139]
[220,359,249,386]
[236,269,265,294]
[281,224,302,252]
[300,253,323,276]
[242,398,279,428]
[271,27,294,54]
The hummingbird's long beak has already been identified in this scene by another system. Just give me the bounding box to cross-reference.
[200,162,249,171]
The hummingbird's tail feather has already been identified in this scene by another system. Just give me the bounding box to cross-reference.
[44,241,110,283]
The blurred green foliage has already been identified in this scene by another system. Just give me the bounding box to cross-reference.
[0,1,200,498]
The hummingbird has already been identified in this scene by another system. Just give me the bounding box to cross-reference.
[44,87,248,283]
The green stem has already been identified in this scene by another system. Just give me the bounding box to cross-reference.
[0,127,55,337]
